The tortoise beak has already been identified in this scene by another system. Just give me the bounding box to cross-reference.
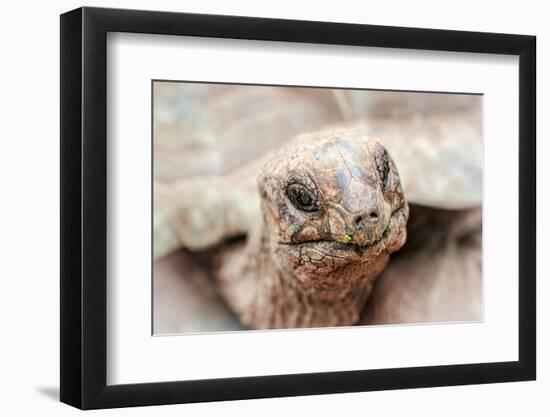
[326,199,389,248]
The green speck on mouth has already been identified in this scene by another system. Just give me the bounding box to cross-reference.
[342,234,353,244]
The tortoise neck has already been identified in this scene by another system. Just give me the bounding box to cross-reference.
[241,226,375,329]
[216,220,378,329]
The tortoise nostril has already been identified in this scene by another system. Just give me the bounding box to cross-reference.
[353,210,380,231]
[354,216,365,231]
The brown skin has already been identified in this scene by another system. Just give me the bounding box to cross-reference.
[215,130,409,329]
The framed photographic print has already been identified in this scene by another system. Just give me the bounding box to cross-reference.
[60,6,536,409]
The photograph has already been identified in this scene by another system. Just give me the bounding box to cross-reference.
[152,81,483,334]
[55,3,537,412]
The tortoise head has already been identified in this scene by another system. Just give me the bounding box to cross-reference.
[258,129,409,290]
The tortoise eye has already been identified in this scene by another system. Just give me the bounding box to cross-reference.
[286,183,319,212]
[376,150,390,188]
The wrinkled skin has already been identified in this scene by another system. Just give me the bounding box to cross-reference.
[215,130,409,329]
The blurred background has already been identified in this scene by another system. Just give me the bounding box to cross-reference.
[154,82,480,182]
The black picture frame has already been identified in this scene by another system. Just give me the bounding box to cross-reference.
[60,6,536,410]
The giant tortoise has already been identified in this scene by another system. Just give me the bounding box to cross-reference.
[153,83,482,333]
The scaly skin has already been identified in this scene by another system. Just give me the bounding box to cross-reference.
[215,129,409,329]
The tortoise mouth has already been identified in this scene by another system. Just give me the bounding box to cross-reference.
[274,233,389,287]
[277,227,388,261]
[274,203,408,267]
